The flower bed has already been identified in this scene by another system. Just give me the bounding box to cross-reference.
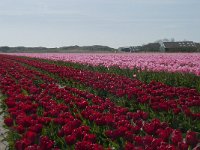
[0,54,199,149]
[8,53,200,76]
[8,55,200,121]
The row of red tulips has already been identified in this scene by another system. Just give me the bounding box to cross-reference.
[0,55,199,149]
[7,55,200,120]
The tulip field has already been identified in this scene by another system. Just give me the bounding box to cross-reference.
[0,54,200,150]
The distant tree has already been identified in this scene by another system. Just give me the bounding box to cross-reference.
[155,38,175,43]
[0,46,10,52]
[171,38,175,42]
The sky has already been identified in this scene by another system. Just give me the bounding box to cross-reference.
[0,0,199,48]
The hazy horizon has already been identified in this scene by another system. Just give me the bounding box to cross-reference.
[0,0,200,48]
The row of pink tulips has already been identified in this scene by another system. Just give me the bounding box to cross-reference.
[7,53,200,76]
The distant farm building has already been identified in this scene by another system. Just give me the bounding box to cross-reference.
[141,43,161,52]
[119,41,199,53]
[194,43,200,52]
[160,41,198,52]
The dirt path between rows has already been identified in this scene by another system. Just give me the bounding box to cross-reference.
[0,93,8,150]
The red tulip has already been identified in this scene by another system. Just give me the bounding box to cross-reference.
[134,136,143,146]
[15,139,31,150]
[124,142,135,150]
[15,125,25,134]
[39,136,55,150]
[124,131,134,142]
[151,138,163,148]
[65,135,76,145]
[143,123,155,135]
[24,145,40,150]
[83,134,96,143]
[186,131,198,146]
[29,124,43,134]
[157,129,170,142]
[4,117,13,127]
[143,135,153,145]
[171,130,182,145]
[131,125,140,134]
[75,141,93,150]
[178,142,189,150]
[24,131,37,144]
